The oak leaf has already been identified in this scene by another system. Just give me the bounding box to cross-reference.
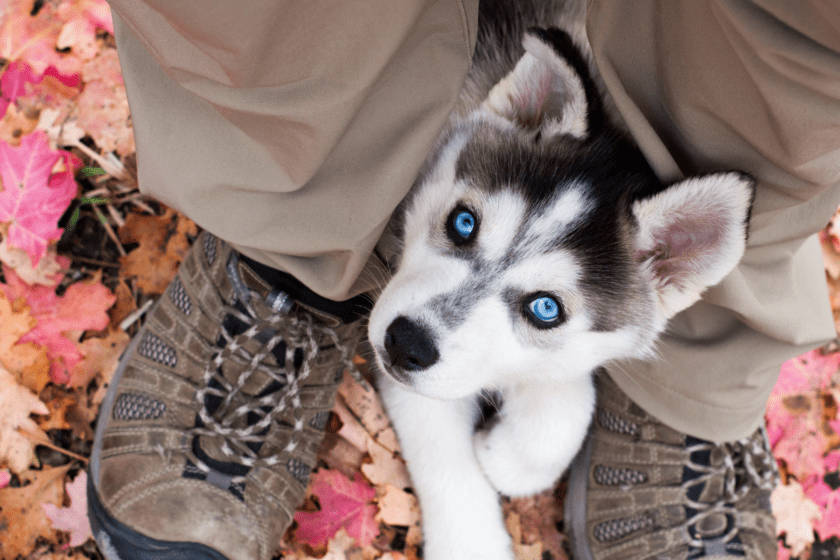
[294,469,380,548]
[118,207,198,294]
[42,470,93,548]
[0,464,71,558]
[0,364,49,472]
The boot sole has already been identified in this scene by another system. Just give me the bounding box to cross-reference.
[564,434,595,560]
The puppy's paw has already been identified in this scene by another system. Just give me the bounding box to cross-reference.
[474,424,563,496]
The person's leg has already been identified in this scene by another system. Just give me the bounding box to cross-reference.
[88,3,478,560]
[589,0,840,443]
[107,0,477,301]
[566,2,840,558]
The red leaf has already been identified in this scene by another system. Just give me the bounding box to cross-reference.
[0,131,80,266]
[0,266,115,384]
[293,469,379,548]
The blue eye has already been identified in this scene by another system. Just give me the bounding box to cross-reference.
[454,211,475,238]
[524,294,564,327]
[446,205,479,245]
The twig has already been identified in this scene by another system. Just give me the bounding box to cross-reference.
[130,197,157,215]
[83,187,111,198]
[93,206,127,256]
[70,141,124,178]
[17,428,89,464]
[67,255,121,268]
[106,203,125,228]
[119,297,155,331]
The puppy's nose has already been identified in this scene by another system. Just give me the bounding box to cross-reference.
[384,316,439,371]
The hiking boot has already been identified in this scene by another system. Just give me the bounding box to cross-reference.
[565,370,779,560]
[87,231,370,560]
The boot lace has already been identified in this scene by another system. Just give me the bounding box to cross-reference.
[681,427,780,550]
[187,288,366,483]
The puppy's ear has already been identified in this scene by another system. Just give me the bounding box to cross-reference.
[633,172,756,319]
[483,27,602,140]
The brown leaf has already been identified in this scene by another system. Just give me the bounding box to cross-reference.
[69,328,129,389]
[108,278,138,328]
[35,385,74,432]
[118,207,197,294]
[0,464,71,558]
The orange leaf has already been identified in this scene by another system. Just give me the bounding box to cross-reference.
[0,291,50,394]
[118,208,198,295]
[0,464,71,558]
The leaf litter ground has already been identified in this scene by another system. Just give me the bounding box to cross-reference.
[1,1,840,559]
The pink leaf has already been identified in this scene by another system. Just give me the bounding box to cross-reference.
[42,471,93,547]
[0,265,115,384]
[0,131,80,266]
[0,61,43,112]
[777,543,792,560]
[294,469,379,548]
[814,488,840,542]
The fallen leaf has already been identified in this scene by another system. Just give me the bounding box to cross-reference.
[0,238,68,287]
[107,278,137,327]
[0,131,80,266]
[504,491,568,560]
[361,440,412,491]
[42,470,93,547]
[0,290,51,394]
[74,77,134,155]
[0,364,49,472]
[118,207,197,294]
[69,328,129,389]
[771,479,821,557]
[0,464,71,558]
[375,484,420,528]
[36,385,75,432]
[294,469,380,549]
[0,265,116,384]
[504,511,543,560]
[338,371,394,445]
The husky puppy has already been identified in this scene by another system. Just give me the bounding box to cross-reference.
[367,1,755,558]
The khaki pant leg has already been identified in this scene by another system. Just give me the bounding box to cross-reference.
[587,0,840,441]
[109,0,478,301]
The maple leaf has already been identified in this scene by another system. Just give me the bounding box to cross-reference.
[294,469,380,548]
[0,464,71,558]
[0,265,116,384]
[771,480,821,557]
[0,131,81,266]
[42,471,93,548]
[0,292,50,397]
[118,207,198,294]
[0,0,82,78]
[0,364,48,472]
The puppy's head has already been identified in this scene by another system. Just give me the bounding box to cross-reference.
[368,28,755,400]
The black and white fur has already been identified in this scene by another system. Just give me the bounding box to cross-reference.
[367,1,754,558]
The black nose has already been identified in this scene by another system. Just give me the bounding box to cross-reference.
[383,316,439,371]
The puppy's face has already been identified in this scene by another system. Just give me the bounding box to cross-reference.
[368,119,657,400]
[368,30,754,400]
